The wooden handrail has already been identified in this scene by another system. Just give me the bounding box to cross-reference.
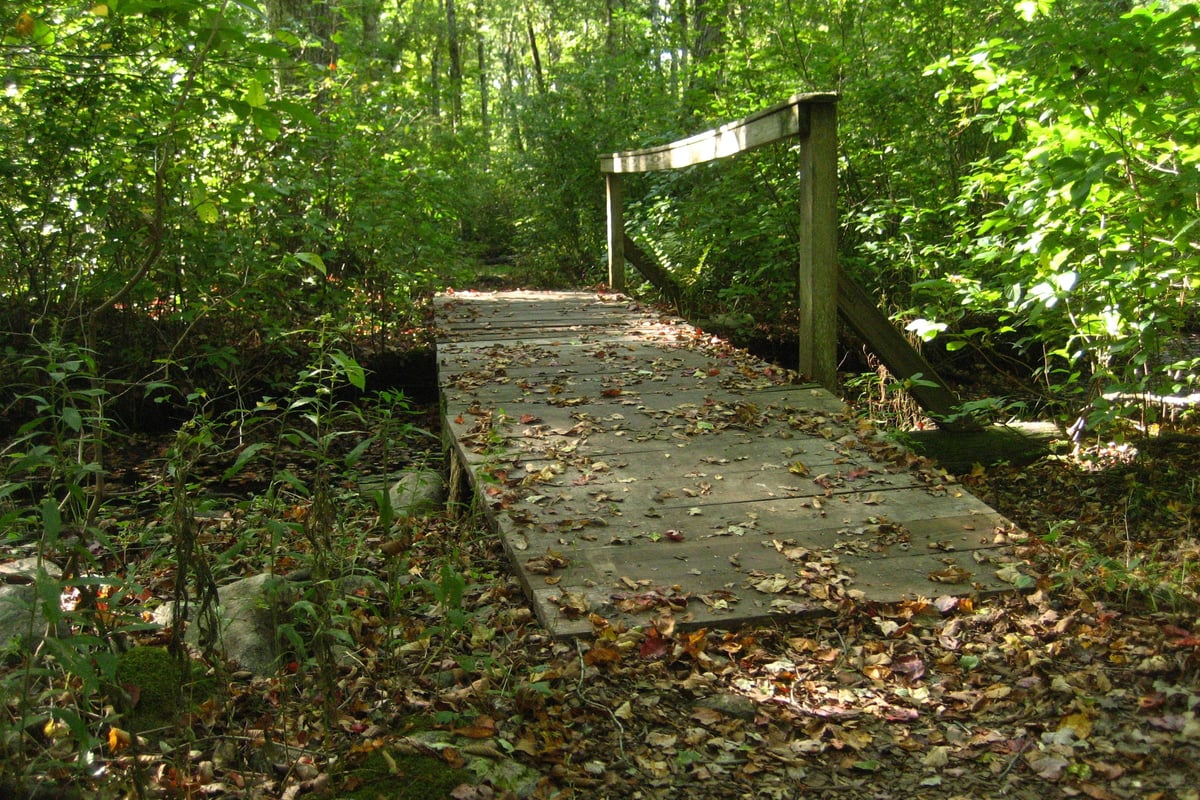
[599,93,969,425]
[600,92,838,173]
[601,93,840,389]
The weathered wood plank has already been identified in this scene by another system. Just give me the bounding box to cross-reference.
[606,174,626,291]
[599,92,837,174]
[798,100,839,389]
[437,291,1027,637]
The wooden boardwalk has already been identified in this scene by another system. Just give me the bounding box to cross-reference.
[435,290,1026,636]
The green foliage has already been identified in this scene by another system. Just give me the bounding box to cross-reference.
[924,2,1200,419]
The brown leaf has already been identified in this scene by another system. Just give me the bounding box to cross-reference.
[584,644,622,666]
[452,716,497,739]
[928,565,972,584]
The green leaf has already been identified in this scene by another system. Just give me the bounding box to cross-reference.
[195,201,218,224]
[273,99,321,128]
[223,442,268,480]
[40,500,62,541]
[330,350,366,390]
[32,19,56,46]
[294,251,326,275]
[244,78,267,109]
[61,407,83,432]
[250,106,281,140]
[342,437,372,467]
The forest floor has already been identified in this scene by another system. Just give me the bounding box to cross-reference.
[3,317,1200,800]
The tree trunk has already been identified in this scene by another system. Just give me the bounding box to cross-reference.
[476,0,490,151]
[526,3,546,94]
[432,0,444,118]
[447,0,463,127]
[684,0,727,118]
[604,0,617,100]
[360,0,382,47]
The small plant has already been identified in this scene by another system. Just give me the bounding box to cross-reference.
[225,314,379,720]
[422,559,470,641]
[843,363,928,429]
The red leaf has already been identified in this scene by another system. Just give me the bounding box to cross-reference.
[639,635,671,660]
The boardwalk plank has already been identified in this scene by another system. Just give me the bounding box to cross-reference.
[436,291,1027,637]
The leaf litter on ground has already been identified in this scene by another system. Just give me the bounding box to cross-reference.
[3,404,1199,800]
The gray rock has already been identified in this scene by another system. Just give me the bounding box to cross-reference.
[694,692,759,721]
[387,467,446,516]
[0,558,62,649]
[186,573,294,676]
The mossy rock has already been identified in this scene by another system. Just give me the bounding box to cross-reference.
[339,749,475,800]
[114,646,183,732]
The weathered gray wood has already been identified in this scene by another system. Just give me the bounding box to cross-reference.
[798,101,839,390]
[623,233,683,307]
[605,173,625,292]
[437,291,1026,637]
[599,94,841,388]
[599,92,837,174]
[836,271,969,425]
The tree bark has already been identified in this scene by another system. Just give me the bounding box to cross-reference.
[432,0,444,118]
[447,0,463,127]
[684,0,727,118]
[476,0,489,150]
[526,3,546,94]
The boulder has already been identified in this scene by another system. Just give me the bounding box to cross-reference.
[387,467,447,516]
[183,573,294,676]
[0,558,62,649]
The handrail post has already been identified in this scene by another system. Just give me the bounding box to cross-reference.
[605,172,626,292]
[798,100,838,390]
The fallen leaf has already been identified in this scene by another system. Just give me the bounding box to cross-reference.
[1026,752,1069,781]
[640,634,672,660]
[922,745,950,768]
[1059,712,1093,740]
[928,565,972,584]
[452,716,497,739]
[107,727,132,752]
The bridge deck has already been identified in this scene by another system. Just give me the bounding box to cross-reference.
[435,290,1025,636]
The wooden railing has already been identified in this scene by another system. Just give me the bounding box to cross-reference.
[600,93,965,422]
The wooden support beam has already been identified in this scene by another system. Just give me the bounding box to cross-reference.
[798,101,839,390]
[605,173,625,292]
[623,233,683,307]
[837,271,975,428]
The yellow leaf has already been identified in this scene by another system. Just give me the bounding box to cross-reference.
[108,726,132,752]
[43,718,69,740]
[91,4,109,16]
[15,12,35,36]
[1059,712,1093,740]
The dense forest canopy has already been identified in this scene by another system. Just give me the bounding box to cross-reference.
[1,0,1197,422]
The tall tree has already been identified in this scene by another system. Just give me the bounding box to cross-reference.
[447,0,464,126]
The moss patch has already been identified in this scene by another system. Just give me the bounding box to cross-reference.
[338,749,474,800]
[114,646,182,732]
